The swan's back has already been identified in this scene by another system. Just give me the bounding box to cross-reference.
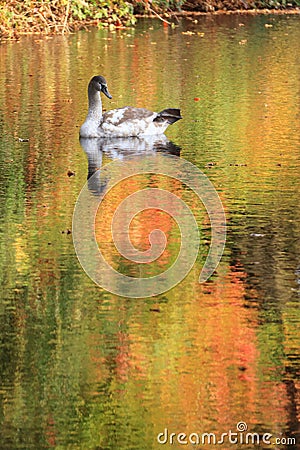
[99,106,181,137]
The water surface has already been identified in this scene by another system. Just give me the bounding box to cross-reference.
[0,14,299,449]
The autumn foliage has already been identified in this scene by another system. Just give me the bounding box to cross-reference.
[0,0,299,38]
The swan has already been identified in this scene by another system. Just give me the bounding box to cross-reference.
[79,76,182,138]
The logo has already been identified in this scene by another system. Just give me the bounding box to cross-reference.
[73,153,226,297]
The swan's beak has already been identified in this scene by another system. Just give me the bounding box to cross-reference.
[102,85,112,99]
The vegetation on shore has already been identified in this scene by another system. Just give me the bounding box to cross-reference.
[0,0,299,38]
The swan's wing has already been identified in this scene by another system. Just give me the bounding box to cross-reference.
[100,107,159,136]
[102,107,154,124]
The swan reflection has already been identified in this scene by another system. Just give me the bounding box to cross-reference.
[79,136,181,195]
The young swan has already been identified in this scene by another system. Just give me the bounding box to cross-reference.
[79,75,182,138]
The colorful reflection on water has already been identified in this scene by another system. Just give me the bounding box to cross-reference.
[0,13,299,449]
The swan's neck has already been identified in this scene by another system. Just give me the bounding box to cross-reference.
[87,85,102,123]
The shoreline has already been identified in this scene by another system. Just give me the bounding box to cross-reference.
[135,7,300,25]
[0,7,299,40]
[137,7,300,17]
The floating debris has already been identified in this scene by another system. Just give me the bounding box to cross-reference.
[62,229,72,235]
[149,307,161,313]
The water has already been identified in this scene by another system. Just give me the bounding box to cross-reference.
[0,14,299,449]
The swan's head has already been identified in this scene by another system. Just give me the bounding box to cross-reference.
[90,75,112,99]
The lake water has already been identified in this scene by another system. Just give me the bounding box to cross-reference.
[0,13,299,450]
